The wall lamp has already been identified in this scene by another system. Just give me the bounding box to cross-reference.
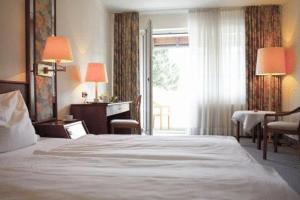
[41,36,73,73]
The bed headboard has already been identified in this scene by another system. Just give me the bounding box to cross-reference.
[0,80,29,106]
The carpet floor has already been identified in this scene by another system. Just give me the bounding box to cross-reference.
[240,138,300,195]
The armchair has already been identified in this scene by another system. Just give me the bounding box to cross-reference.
[263,107,300,160]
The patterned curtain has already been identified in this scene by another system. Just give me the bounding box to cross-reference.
[245,5,282,111]
[113,12,140,119]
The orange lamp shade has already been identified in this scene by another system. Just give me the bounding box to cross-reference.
[42,36,73,63]
[85,63,108,83]
[256,47,286,75]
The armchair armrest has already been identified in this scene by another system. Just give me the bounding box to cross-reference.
[264,107,300,127]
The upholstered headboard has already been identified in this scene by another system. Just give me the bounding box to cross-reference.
[0,80,29,106]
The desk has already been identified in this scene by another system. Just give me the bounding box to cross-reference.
[70,102,131,134]
[232,110,275,149]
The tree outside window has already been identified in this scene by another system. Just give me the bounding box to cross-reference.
[152,48,180,91]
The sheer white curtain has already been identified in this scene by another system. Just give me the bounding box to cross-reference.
[186,8,246,135]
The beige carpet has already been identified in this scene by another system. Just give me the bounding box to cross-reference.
[240,138,300,195]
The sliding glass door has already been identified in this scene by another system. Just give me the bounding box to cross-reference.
[140,20,153,135]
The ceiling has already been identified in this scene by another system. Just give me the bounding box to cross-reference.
[102,0,288,12]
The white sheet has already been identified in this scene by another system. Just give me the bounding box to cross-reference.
[0,135,298,200]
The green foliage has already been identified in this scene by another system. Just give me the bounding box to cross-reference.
[152,48,179,91]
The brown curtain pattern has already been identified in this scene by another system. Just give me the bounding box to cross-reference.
[114,12,140,119]
[246,5,282,111]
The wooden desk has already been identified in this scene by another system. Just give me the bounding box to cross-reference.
[70,102,131,134]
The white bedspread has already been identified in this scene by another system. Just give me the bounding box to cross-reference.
[0,135,298,200]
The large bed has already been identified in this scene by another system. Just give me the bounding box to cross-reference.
[0,82,299,200]
[0,134,299,200]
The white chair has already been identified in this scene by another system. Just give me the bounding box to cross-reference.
[263,107,300,159]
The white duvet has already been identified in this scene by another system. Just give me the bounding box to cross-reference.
[0,135,298,200]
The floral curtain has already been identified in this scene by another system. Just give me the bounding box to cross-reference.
[113,12,140,119]
[245,5,282,111]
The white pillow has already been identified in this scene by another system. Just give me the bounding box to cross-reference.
[0,91,37,153]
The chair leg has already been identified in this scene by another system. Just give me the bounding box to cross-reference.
[160,115,163,130]
[298,134,300,159]
[273,134,278,153]
[257,124,262,150]
[263,127,268,160]
[138,126,142,135]
[111,126,115,134]
[236,121,240,142]
[252,127,256,143]
[152,117,155,130]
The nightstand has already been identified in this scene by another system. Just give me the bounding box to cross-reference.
[34,120,90,139]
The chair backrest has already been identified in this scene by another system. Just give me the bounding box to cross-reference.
[296,107,300,132]
[134,95,142,123]
[285,106,300,132]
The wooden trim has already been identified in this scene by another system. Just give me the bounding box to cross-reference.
[0,80,28,85]
[25,0,32,117]
[153,36,189,47]
[53,0,58,119]
[25,0,30,84]
[0,81,29,107]
[33,0,38,121]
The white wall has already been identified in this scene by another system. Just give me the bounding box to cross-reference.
[140,11,188,31]
[282,0,300,116]
[0,0,26,81]
[56,0,112,118]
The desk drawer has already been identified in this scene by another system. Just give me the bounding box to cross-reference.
[107,103,130,116]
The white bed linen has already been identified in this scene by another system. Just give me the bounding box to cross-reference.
[0,91,37,153]
[0,135,298,200]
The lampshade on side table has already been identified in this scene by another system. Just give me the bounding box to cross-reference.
[85,63,108,102]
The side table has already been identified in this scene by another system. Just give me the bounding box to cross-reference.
[232,110,275,149]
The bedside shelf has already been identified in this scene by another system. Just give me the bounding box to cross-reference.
[34,120,90,139]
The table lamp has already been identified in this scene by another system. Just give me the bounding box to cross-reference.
[42,36,73,73]
[85,63,108,102]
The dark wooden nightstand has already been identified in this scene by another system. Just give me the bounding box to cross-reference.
[34,120,90,139]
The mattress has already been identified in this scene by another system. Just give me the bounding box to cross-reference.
[0,135,298,200]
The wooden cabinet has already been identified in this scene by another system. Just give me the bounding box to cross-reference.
[70,102,131,135]
[34,120,89,139]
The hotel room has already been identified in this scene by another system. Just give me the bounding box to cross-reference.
[0,0,299,199]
